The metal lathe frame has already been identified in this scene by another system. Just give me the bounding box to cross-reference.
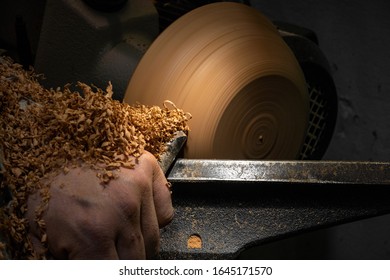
[159,159,390,259]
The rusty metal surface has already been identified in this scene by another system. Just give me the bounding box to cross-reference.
[159,160,390,259]
[168,159,390,185]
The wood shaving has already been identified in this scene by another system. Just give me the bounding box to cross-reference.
[0,241,7,259]
[0,56,190,259]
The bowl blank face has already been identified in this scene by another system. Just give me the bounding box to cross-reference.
[124,2,309,159]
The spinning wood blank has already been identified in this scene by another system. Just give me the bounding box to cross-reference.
[124,3,309,159]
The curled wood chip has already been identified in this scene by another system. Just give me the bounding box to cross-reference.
[0,56,191,259]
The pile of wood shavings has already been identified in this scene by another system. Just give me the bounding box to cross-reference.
[0,56,190,259]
